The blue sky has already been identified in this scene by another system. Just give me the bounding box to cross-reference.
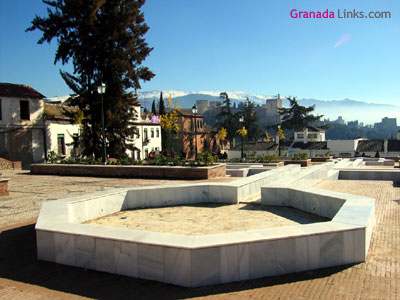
[0,0,399,105]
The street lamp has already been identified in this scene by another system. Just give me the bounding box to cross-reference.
[277,124,281,157]
[192,105,198,159]
[239,115,244,159]
[97,83,107,164]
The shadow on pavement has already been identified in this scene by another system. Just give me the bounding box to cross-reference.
[0,223,354,300]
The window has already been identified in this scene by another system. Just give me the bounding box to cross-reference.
[307,133,317,139]
[0,98,2,120]
[145,149,149,159]
[144,128,148,140]
[20,100,30,120]
[297,134,304,139]
[151,128,154,138]
[57,134,66,155]
[156,129,160,137]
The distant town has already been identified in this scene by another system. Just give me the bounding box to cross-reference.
[1,83,399,168]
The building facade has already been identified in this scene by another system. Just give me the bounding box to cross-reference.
[44,103,81,158]
[175,109,220,159]
[293,126,326,143]
[0,83,46,166]
[127,105,162,160]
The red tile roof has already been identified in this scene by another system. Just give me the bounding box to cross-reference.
[0,83,45,99]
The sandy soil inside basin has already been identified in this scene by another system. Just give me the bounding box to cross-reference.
[84,203,329,235]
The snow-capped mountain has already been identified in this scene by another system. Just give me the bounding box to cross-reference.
[46,90,400,125]
[138,90,276,106]
[45,95,71,103]
[138,90,400,125]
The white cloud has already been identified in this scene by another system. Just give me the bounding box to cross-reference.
[334,34,351,48]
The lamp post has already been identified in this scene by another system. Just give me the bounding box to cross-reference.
[97,83,107,164]
[239,115,244,159]
[277,124,281,157]
[192,105,198,159]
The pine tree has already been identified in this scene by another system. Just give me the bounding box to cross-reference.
[239,98,262,141]
[158,91,166,115]
[279,97,323,131]
[151,99,157,115]
[158,91,168,150]
[216,92,238,145]
[27,0,154,159]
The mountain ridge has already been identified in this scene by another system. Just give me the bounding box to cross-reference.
[46,90,400,125]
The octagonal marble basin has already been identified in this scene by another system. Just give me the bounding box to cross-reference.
[36,182,375,287]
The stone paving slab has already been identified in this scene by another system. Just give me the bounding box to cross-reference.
[0,174,399,299]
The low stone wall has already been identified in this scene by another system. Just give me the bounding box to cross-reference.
[11,161,22,169]
[30,163,226,180]
[263,162,284,167]
[339,169,400,181]
[311,157,333,162]
[261,185,375,263]
[226,168,273,178]
[0,178,9,196]
[284,159,312,167]
[0,158,22,170]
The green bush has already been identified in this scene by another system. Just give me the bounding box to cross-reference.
[45,151,220,167]
[230,158,243,163]
[196,152,215,166]
[117,157,141,165]
[47,151,62,163]
[264,154,279,163]
[293,152,308,160]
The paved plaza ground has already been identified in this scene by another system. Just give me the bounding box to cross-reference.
[0,170,399,299]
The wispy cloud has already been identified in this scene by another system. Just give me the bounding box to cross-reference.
[334,34,351,48]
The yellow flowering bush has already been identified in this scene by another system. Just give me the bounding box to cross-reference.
[218,127,227,141]
[237,126,248,137]
[277,128,285,140]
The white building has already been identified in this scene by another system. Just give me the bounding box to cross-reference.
[45,102,162,161]
[0,83,161,163]
[44,103,81,158]
[128,104,162,160]
[327,138,364,157]
[293,126,326,143]
[0,83,46,166]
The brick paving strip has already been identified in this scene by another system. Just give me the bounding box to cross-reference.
[0,170,399,299]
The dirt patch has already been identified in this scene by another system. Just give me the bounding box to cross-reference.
[84,203,329,235]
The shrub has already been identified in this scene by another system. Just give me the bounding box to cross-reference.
[117,157,140,165]
[196,152,214,166]
[265,154,279,163]
[47,151,62,163]
[293,152,308,160]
